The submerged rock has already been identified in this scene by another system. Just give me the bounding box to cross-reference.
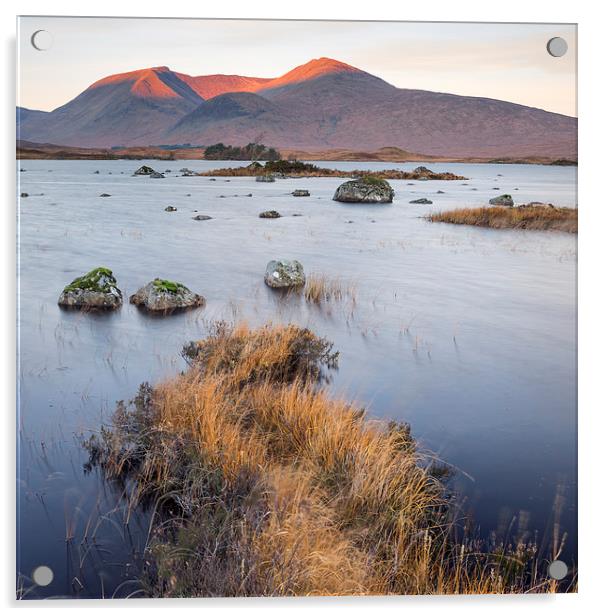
[259,210,281,219]
[58,267,122,310]
[130,279,205,313]
[292,189,310,197]
[133,165,155,176]
[264,260,306,289]
[489,194,514,206]
[409,198,433,204]
[256,175,276,183]
[150,172,165,179]
[99,193,111,197]
[333,177,394,203]
[192,214,212,221]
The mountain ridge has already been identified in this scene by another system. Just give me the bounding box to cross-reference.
[17,58,577,158]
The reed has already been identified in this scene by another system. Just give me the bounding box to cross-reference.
[302,274,356,304]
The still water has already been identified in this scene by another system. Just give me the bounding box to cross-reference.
[17,160,577,598]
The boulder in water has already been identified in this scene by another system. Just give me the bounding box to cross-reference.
[130,279,205,314]
[165,205,177,212]
[333,177,394,203]
[489,194,514,206]
[133,165,155,176]
[259,210,281,219]
[292,189,310,197]
[264,260,306,289]
[58,267,122,311]
[192,214,212,221]
[256,175,276,183]
[409,198,433,204]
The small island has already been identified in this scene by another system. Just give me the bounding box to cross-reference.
[429,205,577,233]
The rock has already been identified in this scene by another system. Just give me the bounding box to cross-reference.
[165,169,172,173]
[133,165,155,176]
[264,260,305,289]
[333,177,394,203]
[413,166,432,175]
[436,190,445,194]
[130,279,205,313]
[209,178,217,181]
[58,267,122,311]
[259,210,281,219]
[492,187,500,190]
[93,170,100,174]
[256,175,276,183]
[20,192,28,198]
[292,189,310,197]
[180,168,195,176]
[165,206,177,212]
[409,198,433,204]
[99,193,111,197]
[192,214,212,221]
[489,194,514,206]
[150,172,165,179]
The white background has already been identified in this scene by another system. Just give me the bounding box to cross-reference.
[2,1,599,613]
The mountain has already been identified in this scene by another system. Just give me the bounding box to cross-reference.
[17,58,577,158]
[18,67,204,147]
[175,73,271,99]
[17,106,49,129]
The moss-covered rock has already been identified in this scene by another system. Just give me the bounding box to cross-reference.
[489,194,514,206]
[264,260,306,289]
[133,165,156,176]
[333,177,394,203]
[130,279,205,314]
[259,210,281,219]
[58,267,122,310]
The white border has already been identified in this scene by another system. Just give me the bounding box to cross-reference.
[3,1,599,613]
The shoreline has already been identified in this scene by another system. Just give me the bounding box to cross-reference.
[16,141,577,166]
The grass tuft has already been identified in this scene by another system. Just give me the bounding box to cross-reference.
[429,206,577,233]
[84,322,572,597]
[303,274,357,304]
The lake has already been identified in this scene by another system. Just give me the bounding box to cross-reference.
[17,159,577,598]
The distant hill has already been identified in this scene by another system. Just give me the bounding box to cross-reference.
[17,57,577,159]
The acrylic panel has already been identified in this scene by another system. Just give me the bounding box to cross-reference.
[16,16,577,599]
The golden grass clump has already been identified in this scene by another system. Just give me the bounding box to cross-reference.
[302,274,356,304]
[84,322,571,597]
[429,206,577,233]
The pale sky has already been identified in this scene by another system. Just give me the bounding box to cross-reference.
[17,17,577,116]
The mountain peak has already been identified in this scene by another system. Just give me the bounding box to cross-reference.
[264,57,360,90]
[87,66,203,102]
